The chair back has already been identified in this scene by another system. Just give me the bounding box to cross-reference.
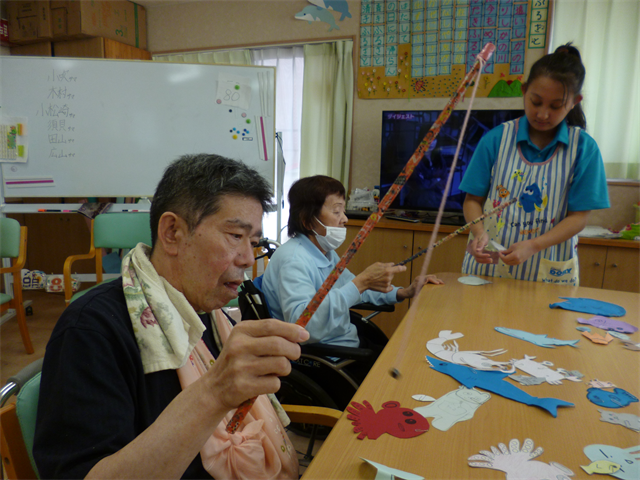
[93,212,152,249]
[15,374,41,478]
[1,217,21,258]
[238,276,272,320]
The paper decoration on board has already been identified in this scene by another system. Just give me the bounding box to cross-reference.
[308,0,351,21]
[216,74,252,110]
[458,275,492,285]
[577,316,638,334]
[587,387,639,409]
[294,5,340,31]
[427,330,512,371]
[598,410,640,433]
[582,331,614,345]
[549,297,626,317]
[583,444,640,480]
[0,116,28,163]
[413,386,490,431]
[495,327,579,348]
[588,380,616,389]
[581,460,621,476]
[411,394,435,402]
[347,400,429,440]
[511,356,582,385]
[608,331,630,340]
[468,438,574,479]
[426,356,574,417]
[621,341,640,352]
[361,458,423,480]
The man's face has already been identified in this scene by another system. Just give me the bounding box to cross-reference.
[178,195,262,312]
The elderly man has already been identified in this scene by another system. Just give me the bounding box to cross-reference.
[34,154,308,479]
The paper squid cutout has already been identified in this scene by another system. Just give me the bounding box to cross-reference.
[427,330,513,371]
[347,400,430,440]
[468,438,574,478]
[413,386,490,431]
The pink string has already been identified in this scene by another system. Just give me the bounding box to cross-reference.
[391,55,486,375]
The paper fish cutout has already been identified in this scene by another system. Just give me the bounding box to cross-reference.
[510,375,547,386]
[581,460,621,475]
[511,355,581,385]
[413,386,490,431]
[583,444,640,480]
[427,330,512,370]
[622,341,640,351]
[582,331,614,345]
[347,400,429,440]
[609,331,630,340]
[294,5,340,31]
[495,327,579,348]
[426,356,574,417]
[457,275,492,285]
[578,316,638,334]
[587,387,639,409]
[360,458,424,480]
[598,410,640,433]
[549,297,626,317]
[469,438,574,478]
[589,379,616,389]
[308,0,352,21]
[577,326,591,332]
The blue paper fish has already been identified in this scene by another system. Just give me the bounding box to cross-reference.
[587,387,639,409]
[495,327,579,348]
[426,356,574,417]
[549,297,626,317]
[295,5,340,31]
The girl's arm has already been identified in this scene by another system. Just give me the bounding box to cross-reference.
[500,210,590,265]
[463,194,493,263]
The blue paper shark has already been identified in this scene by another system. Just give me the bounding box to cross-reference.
[495,327,579,348]
[308,0,352,21]
[295,6,340,31]
[549,297,627,317]
[426,356,574,417]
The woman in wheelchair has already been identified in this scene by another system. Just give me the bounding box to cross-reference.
[261,175,443,382]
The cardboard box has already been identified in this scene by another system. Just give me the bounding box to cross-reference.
[10,40,52,56]
[7,1,53,44]
[54,36,150,59]
[50,1,147,50]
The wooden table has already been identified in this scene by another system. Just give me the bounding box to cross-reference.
[302,273,640,479]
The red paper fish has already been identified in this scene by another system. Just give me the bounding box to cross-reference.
[346,400,429,440]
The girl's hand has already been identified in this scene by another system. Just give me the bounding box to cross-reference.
[499,240,539,265]
[466,232,493,264]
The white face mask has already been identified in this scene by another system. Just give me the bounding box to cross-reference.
[313,217,346,252]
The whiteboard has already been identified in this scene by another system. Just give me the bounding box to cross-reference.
[0,56,275,198]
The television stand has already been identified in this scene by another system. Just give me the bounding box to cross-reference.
[421,213,466,226]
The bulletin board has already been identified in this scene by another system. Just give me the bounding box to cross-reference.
[357,0,552,99]
[0,56,275,198]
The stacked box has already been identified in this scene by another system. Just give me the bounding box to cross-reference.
[6,1,53,44]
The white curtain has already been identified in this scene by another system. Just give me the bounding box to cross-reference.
[152,49,253,65]
[551,0,640,180]
[300,40,354,185]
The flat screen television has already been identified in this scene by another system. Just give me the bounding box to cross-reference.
[380,109,524,224]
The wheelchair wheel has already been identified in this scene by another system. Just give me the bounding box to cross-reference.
[277,369,338,439]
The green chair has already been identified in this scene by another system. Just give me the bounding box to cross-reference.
[1,217,34,354]
[63,213,152,306]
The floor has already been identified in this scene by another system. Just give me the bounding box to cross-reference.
[1,288,323,474]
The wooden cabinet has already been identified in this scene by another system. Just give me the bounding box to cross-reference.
[578,241,640,293]
[53,37,152,59]
[413,231,468,276]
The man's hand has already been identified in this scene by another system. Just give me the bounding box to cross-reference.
[204,320,309,410]
[466,231,494,264]
[397,274,444,300]
[353,262,407,294]
[499,240,540,266]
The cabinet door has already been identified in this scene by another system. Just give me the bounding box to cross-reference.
[602,247,640,293]
[337,227,413,338]
[577,244,607,289]
[413,231,467,276]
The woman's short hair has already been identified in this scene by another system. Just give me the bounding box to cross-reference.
[288,175,345,237]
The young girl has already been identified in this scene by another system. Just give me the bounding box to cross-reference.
[459,44,609,285]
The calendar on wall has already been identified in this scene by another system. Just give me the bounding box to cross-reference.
[357,0,551,99]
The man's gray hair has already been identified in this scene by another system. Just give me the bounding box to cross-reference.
[150,153,273,247]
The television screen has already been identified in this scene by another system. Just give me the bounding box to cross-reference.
[380,109,524,222]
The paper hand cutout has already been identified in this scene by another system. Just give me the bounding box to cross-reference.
[468,438,574,479]
[577,316,638,334]
[511,355,582,385]
[427,330,513,371]
[587,387,639,409]
[426,356,574,417]
[413,386,490,431]
[583,444,640,480]
[496,327,579,348]
[598,410,640,433]
[549,297,626,317]
[347,400,429,440]
[361,458,423,480]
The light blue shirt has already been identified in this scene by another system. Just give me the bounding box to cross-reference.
[261,234,399,347]
[460,117,610,211]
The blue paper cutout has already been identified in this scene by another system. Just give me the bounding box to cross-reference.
[576,326,591,332]
[495,327,579,348]
[426,356,574,417]
[584,444,640,480]
[549,297,626,317]
[587,387,639,409]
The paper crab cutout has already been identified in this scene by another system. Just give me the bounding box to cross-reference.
[469,438,574,479]
[347,400,429,440]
